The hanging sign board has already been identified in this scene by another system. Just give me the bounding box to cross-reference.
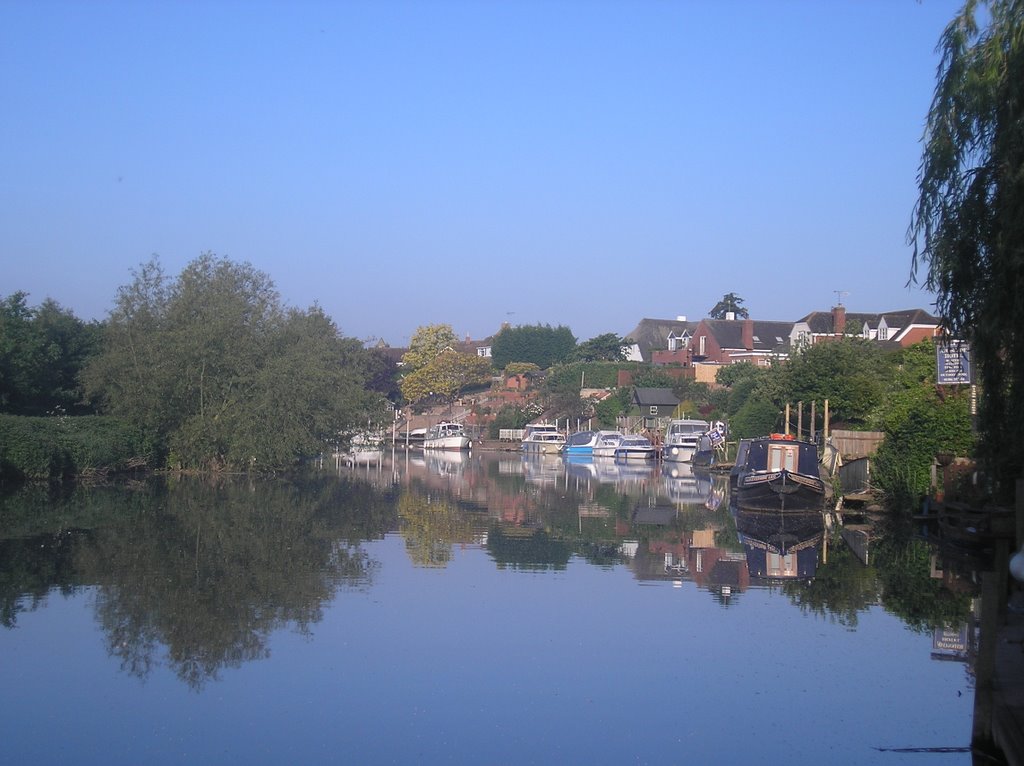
[936,340,971,385]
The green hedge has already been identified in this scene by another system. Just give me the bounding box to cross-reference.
[0,415,150,481]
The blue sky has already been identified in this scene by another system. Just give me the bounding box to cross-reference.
[2,0,962,346]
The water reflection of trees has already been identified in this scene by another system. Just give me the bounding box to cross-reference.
[0,475,398,688]
[398,490,478,567]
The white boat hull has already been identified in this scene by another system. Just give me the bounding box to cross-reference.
[424,435,471,451]
[662,443,697,462]
[522,441,564,455]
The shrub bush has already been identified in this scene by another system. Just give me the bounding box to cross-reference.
[0,415,149,480]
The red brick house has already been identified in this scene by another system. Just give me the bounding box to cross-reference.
[688,317,793,366]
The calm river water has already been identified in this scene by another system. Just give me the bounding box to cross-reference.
[1,449,980,764]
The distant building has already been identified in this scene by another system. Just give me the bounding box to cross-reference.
[790,306,941,348]
[688,317,793,366]
[623,316,698,363]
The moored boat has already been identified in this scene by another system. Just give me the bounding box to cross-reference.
[691,422,727,467]
[730,433,825,511]
[591,431,625,458]
[614,434,658,461]
[521,423,566,454]
[423,421,472,451]
[662,419,710,462]
[563,429,623,456]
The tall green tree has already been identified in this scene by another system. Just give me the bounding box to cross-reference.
[783,338,888,427]
[909,0,1024,502]
[490,323,576,369]
[0,292,102,415]
[570,333,628,363]
[84,254,378,470]
[709,292,749,319]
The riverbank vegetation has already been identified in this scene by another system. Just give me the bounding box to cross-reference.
[2,255,395,478]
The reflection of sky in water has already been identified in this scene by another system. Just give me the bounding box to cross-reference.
[2,528,972,765]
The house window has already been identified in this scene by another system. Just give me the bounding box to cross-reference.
[698,335,706,355]
[649,406,658,415]
[878,327,888,341]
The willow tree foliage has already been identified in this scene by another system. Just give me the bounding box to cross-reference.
[84,254,380,471]
[909,0,1024,502]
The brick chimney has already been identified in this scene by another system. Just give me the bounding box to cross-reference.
[833,305,846,337]
[742,319,754,350]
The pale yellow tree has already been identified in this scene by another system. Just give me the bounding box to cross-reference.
[400,323,459,371]
[400,349,493,404]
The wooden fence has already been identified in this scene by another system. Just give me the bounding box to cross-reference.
[829,429,884,458]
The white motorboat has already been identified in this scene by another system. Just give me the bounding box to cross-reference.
[423,421,472,451]
[563,429,624,456]
[662,419,710,462]
[614,434,658,461]
[521,423,566,454]
[591,431,625,458]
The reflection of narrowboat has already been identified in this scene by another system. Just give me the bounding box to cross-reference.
[730,434,825,511]
[734,506,824,580]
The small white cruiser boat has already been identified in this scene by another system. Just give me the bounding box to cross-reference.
[614,434,658,461]
[563,429,622,456]
[662,419,710,463]
[423,421,472,451]
[521,423,566,454]
[590,431,625,458]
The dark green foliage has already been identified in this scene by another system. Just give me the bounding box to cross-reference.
[0,292,102,416]
[783,338,888,427]
[489,323,576,370]
[487,404,536,438]
[909,0,1024,502]
[729,399,780,439]
[570,333,628,363]
[872,343,975,504]
[709,292,748,319]
[628,367,678,390]
[593,387,631,428]
[0,414,148,480]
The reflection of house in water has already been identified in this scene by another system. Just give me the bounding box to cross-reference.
[735,508,824,581]
[708,555,750,602]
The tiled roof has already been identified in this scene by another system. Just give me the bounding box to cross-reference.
[632,387,680,407]
[624,318,698,361]
[704,319,793,351]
